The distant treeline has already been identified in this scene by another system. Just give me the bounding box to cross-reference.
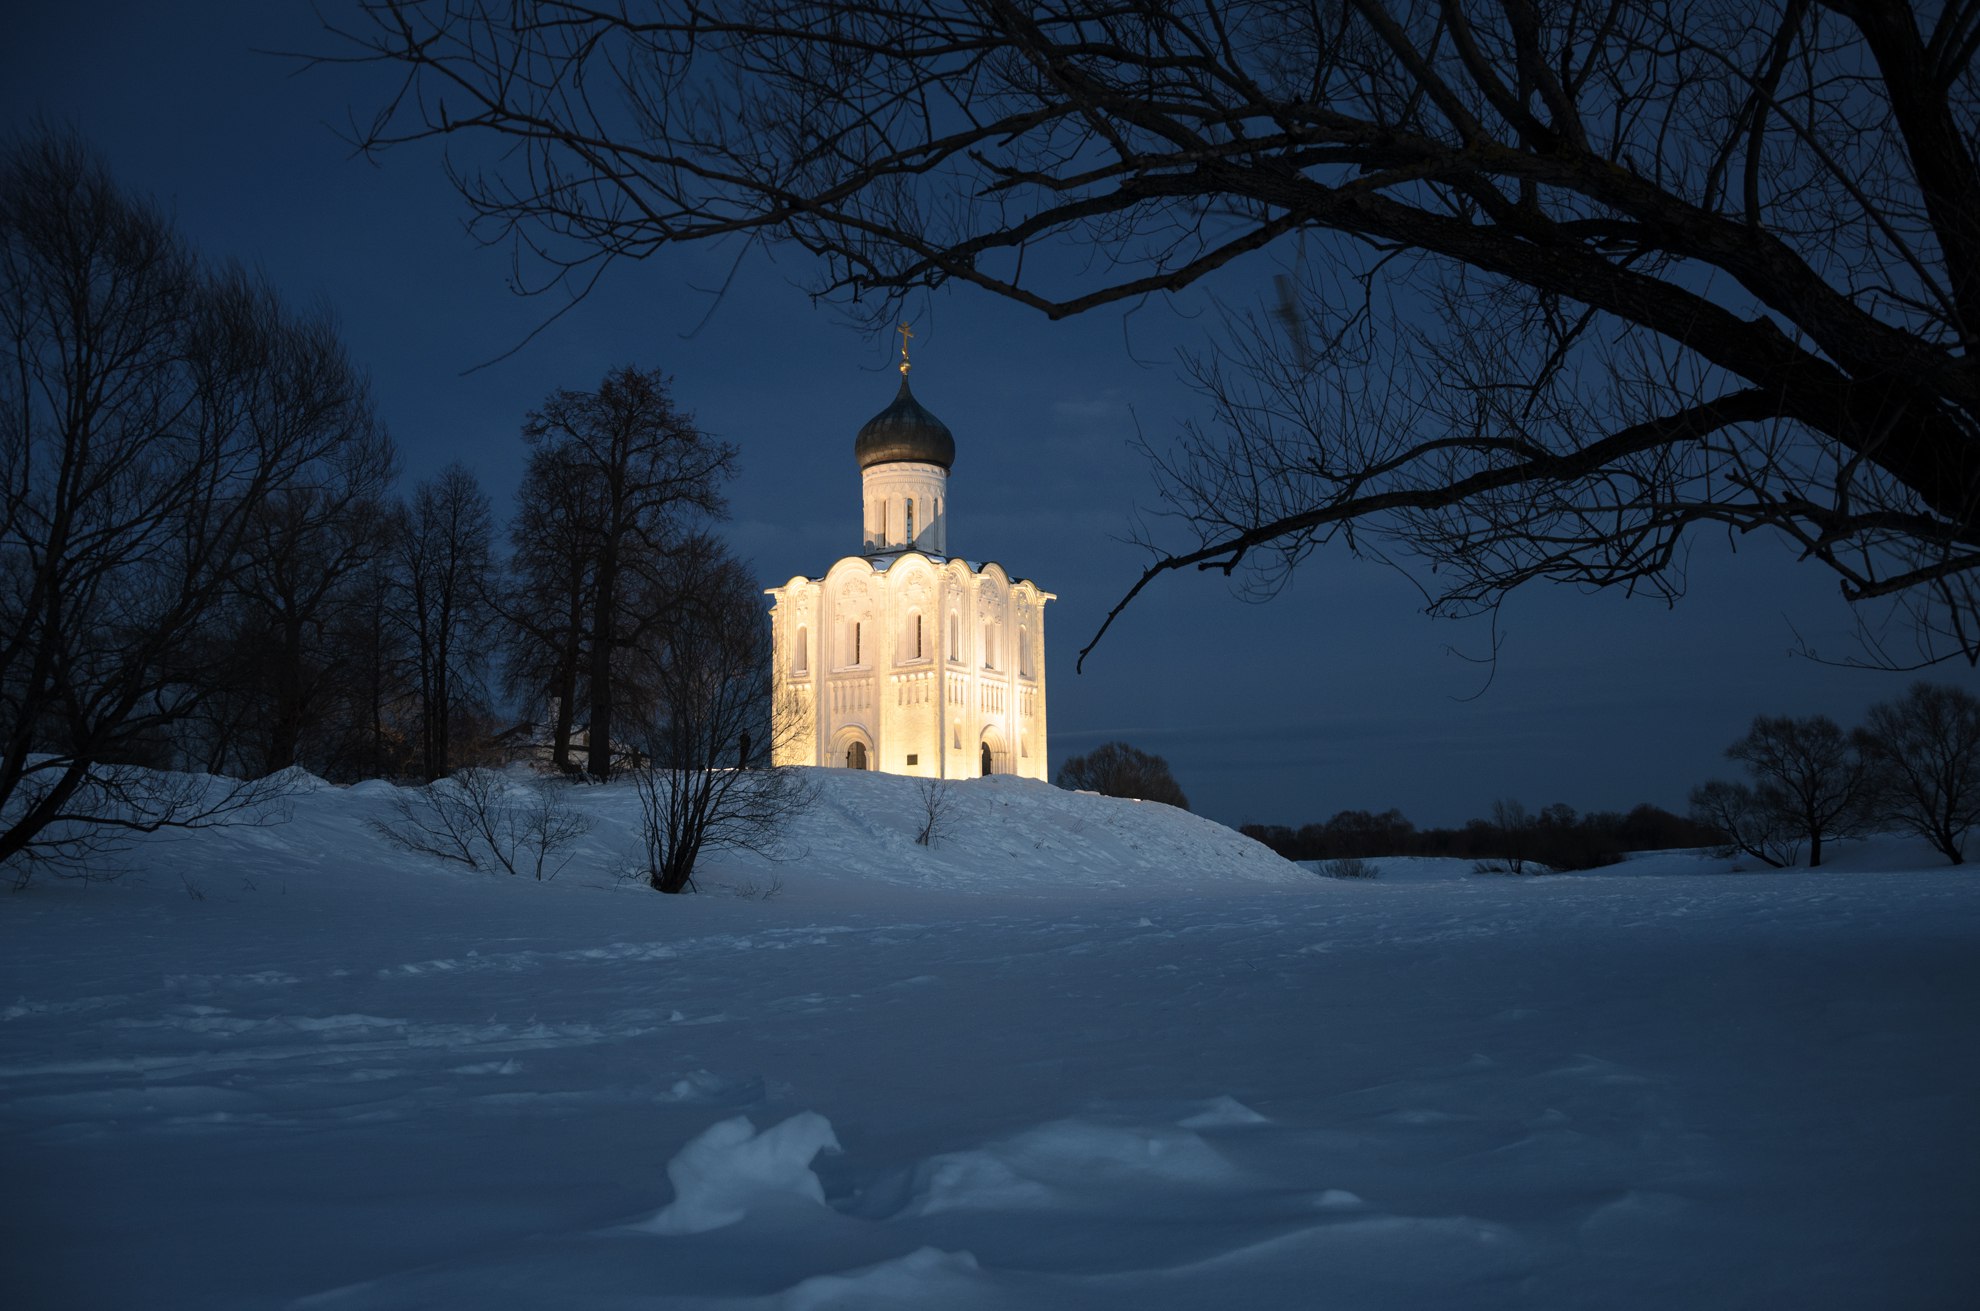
[1240,802,1722,871]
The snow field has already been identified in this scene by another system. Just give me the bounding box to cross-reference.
[3,768,1977,1307]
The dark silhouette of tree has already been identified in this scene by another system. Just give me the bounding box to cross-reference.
[629,544,812,893]
[1487,797,1534,873]
[1723,714,1873,868]
[333,2,1980,668]
[386,463,495,781]
[1,127,377,880]
[1855,682,1980,864]
[522,367,737,780]
[1056,741,1190,809]
[211,432,397,777]
[1688,778,1801,869]
[497,441,599,772]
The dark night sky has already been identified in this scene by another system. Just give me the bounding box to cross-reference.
[10,2,1979,828]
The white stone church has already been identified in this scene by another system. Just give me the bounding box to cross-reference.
[766,340,1053,778]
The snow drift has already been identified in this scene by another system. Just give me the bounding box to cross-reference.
[4,766,1978,1308]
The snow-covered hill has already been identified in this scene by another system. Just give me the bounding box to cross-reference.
[4,769,1978,1308]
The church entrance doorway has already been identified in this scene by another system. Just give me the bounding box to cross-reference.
[847,741,869,770]
[980,742,992,776]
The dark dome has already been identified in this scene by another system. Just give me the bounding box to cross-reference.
[854,376,955,471]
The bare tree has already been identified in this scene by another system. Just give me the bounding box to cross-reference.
[1055,741,1190,809]
[1481,797,1534,874]
[226,434,398,775]
[629,547,811,894]
[330,2,1980,667]
[496,441,599,772]
[523,367,736,780]
[0,128,370,879]
[1855,682,1980,864]
[385,463,495,781]
[1689,778,1803,870]
[1725,714,1873,868]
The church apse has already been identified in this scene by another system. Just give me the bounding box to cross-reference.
[765,328,1052,780]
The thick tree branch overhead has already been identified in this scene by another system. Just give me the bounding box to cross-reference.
[326,1,1980,666]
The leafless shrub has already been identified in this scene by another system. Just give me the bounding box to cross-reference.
[914,777,953,847]
[1320,857,1379,880]
[372,767,589,879]
[716,875,784,901]
[1472,858,1553,876]
[628,548,813,893]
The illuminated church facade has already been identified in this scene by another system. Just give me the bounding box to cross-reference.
[766,335,1053,778]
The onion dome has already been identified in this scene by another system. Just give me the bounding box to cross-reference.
[854,376,956,471]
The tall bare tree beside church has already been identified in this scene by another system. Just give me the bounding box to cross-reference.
[520,367,736,780]
[339,2,1980,667]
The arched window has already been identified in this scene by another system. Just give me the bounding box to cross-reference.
[1018,625,1031,677]
[906,498,916,545]
[949,611,960,661]
[914,613,923,659]
[982,622,997,669]
[847,741,868,770]
[853,620,863,666]
[793,625,809,675]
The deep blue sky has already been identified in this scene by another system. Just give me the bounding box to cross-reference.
[9,2,1977,828]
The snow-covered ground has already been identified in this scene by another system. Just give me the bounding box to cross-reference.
[4,769,1976,1308]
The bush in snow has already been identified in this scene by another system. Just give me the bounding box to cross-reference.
[1320,857,1379,879]
[626,549,813,893]
[372,767,588,879]
[1056,741,1190,810]
[914,777,953,847]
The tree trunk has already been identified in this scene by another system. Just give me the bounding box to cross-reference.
[267,613,306,773]
[587,545,617,781]
[551,587,583,771]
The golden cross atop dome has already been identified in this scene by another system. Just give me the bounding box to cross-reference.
[897,322,914,375]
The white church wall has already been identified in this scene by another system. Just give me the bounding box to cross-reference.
[768,554,1052,782]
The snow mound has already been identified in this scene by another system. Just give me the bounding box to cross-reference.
[642,1112,841,1235]
[779,1246,990,1311]
[734,768,1302,894]
[871,1115,1260,1219]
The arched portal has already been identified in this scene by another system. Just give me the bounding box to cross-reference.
[979,726,1007,776]
[848,741,869,770]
